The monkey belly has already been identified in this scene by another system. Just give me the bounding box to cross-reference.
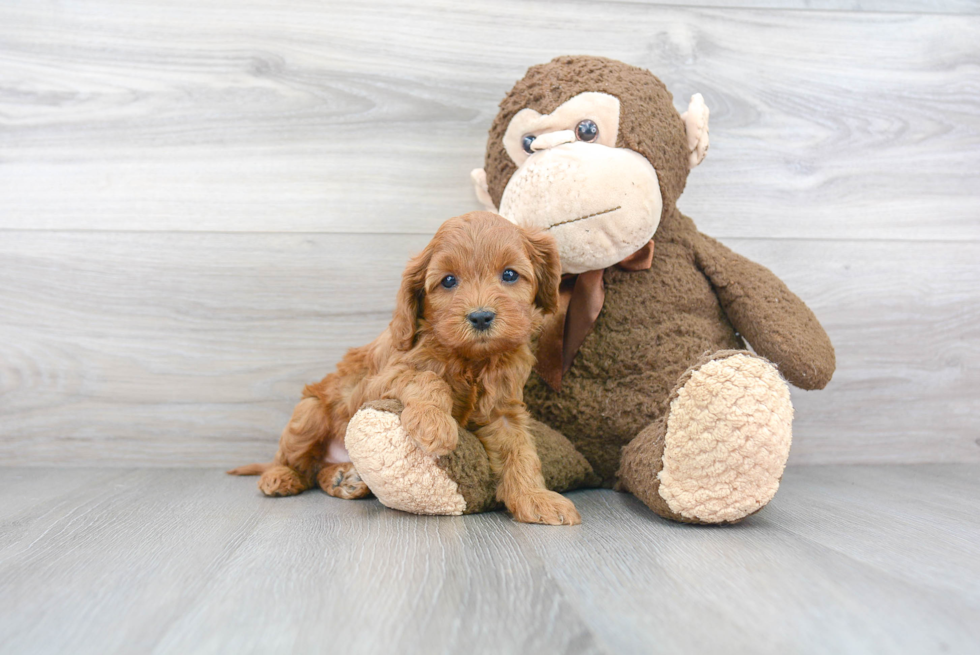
[524,251,743,485]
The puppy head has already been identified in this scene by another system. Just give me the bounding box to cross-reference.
[390,211,560,358]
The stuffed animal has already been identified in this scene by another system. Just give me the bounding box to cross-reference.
[344,56,835,524]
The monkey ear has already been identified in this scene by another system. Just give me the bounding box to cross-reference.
[680,93,710,169]
[470,168,498,212]
[521,226,561,315]
[389,245,432,351]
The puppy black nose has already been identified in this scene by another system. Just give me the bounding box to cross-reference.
[467,309,496,332]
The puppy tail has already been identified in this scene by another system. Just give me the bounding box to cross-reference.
[226,462,273,476]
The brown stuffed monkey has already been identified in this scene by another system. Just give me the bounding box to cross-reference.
[344,56,835,524]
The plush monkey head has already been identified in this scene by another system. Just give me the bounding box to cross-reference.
[472,56,710,274]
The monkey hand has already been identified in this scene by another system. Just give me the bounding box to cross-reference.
[401,402,459,457]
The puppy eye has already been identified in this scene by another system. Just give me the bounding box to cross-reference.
[440,275,458,289]
[576,119,598,143]
[501,269,519,283]
[522,134,536,154]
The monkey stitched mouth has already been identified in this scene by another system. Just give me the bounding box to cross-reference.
[548,206,621,229]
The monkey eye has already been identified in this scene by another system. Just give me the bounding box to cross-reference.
[576,119,599,143]
[501,269,519,283]
[522,134,536,154]
[441,275,458,289]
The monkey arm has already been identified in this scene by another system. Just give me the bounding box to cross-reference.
[693,233,835,390]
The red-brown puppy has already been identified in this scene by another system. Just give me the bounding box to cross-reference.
[229,211,579,525]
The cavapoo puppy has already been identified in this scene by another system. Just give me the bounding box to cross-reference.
[229,211,580,525]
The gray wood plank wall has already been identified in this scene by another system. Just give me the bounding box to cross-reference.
[2,0,978,466]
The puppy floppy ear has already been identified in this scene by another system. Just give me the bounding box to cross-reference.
[520,226,561,315]
[390,244,432,351]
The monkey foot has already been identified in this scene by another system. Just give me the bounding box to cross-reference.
[620,351,793,524]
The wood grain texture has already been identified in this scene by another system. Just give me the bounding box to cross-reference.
[0,231,424,466]
[616,0,980,13]
[1,1,978,467]
[509,465,980,655]
[1,0,978,240]
[0,466,977,655]
[2,232,978,465]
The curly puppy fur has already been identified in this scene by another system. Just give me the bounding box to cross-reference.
[229,211,580,525]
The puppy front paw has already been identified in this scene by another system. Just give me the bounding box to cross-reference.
[507,490,581,526]
[401,404,459,457]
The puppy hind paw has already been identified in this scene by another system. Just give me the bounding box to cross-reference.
[318,463,372,500]
[508,490,581,526]
[257,465,309,497]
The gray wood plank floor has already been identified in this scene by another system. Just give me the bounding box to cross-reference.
[1,465,977,655]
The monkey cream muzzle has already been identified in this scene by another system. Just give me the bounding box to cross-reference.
[499,142,662,274]
[548,206,622,230]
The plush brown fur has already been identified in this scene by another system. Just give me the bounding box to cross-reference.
[488,57,836,494]
[485,55,690,215]
[229,211,580,525]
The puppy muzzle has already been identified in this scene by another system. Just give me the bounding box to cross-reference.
[467,309,496,332]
